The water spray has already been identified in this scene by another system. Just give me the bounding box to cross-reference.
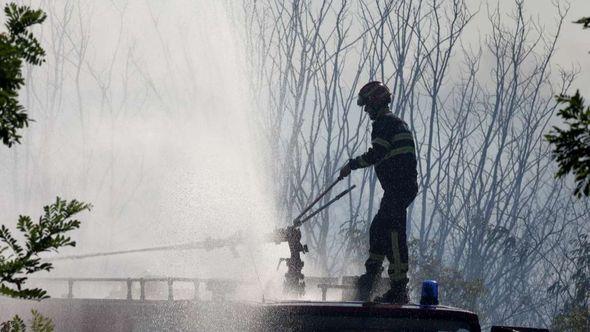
[47,232,243,261]
[49,178,355,297]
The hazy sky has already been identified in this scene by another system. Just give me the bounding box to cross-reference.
[475,0,590,96]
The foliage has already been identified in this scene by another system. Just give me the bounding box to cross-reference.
[545,15,590,331]
[1,5,82,332]
[574,17,590,29]
[546,91,590,197]
[0,197,91,300]
[413,260,485,310]
[549,234,590,331]
[552,307,589,332]
[0,315,24,332]
[408,240,486,312]
[0,3,46,147]
[28,310,53,332]
[0,310,54,332]
[337,218,369,270]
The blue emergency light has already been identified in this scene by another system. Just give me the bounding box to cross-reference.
[420,280,439,306]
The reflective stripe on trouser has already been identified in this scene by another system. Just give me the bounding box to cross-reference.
[364,187,416,283]
[388,231,409,281]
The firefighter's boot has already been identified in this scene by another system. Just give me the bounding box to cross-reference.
[374,279,409,304]
[354,267,383,302]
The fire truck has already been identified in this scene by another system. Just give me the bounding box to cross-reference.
[45,179,550,331]
[253,280,547,332]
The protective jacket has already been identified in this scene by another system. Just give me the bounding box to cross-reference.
[349,110,417,190]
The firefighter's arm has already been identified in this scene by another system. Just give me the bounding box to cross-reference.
[348,136,390,170]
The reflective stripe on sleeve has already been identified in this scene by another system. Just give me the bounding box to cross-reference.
[372,137,393,150]
[377,146,415,165]
[390,132,413,143]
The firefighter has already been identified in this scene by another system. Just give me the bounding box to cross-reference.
[339,81,418,304]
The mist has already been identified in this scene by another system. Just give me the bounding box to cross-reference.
[1,0,289,300]
[1,0,590,330]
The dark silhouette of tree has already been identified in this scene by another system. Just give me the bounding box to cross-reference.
[0,3,46,147]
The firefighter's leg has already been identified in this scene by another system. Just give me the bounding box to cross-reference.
[376,191,410,303]
[357,193,395,301]
[356,196,391,301]
[385,212,410,303]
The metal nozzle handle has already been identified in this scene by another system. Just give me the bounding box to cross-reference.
[293,185,356,228]
[292,177,344,225]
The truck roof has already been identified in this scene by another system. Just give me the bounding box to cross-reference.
[258,300,481,331]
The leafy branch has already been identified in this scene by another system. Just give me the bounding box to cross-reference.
[549,234,590,331]
[546,91,590,197]
[0,198,91,300]
[0,310,54,332]
[574,17,590,29]
[0,3,46,147]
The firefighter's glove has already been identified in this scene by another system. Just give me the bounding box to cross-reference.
[339,163,352,180]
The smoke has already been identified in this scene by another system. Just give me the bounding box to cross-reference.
[1,0,287,301]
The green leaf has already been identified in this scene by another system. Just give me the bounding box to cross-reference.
[0,2,46,148]
[546,90,590,197]
[0,314,26,332]
[29,310,54,332]
[0,198,90,300]
[0,284,48,300]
